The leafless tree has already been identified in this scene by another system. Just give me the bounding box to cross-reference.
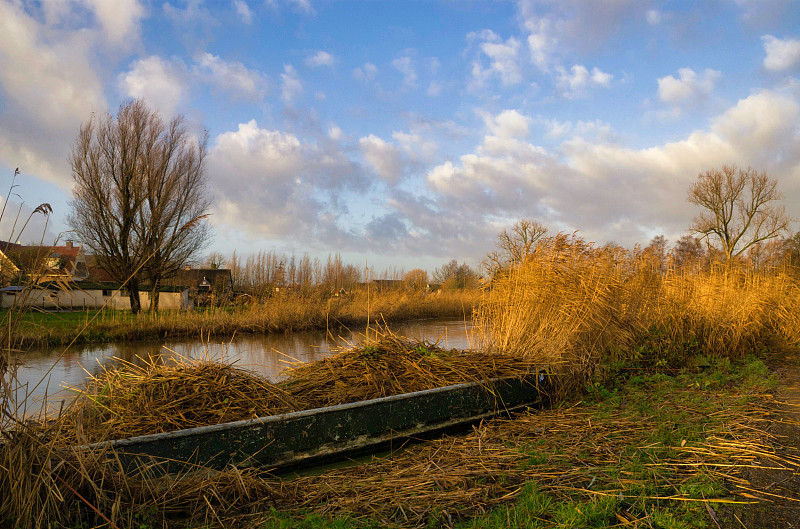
[68,99,211,313]
[672,234,706,270]
[688,165,791,262]
[484,219,548,276]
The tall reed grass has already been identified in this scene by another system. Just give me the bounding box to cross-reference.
[14,288,480,347]
[475,233,800,395]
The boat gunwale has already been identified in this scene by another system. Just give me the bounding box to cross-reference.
[83,373,547,451]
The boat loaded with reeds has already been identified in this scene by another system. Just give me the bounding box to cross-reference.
[55,333,550,472]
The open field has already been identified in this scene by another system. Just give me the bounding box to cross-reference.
[6,288,480,348]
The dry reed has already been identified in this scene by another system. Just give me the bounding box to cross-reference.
[55,332,542,445]
[475,233,800,396]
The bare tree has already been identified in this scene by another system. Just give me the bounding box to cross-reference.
[484,219,548,276]
[688,165,791,262]
[672,234,706,269]
[68,99,210,313]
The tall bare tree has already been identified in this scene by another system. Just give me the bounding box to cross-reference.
[688,165,791,262]
[483,218,548,276]
[68,99,210,313]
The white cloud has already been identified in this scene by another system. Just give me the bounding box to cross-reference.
[525,16,557,72]
[233,0,252,24]
[305,50,334,68]
[266,0,314,15]
[518,0,646,58]
[359,134,404,183]
[427,81,442,96]
[420,89,800,251]
[657,67,720,112]
[353,62,378,82]
[483,109,530,139]
[392,56,418,89]
[392,131,438,162]
[645,9,662,25]
[556,65,613,98]
[280,64,303,104]
[469,30,523,87]
[209,120,365,240]
[0,1,107,187]
[762,35,800,72]
[83,0,145,47]
[195,53,267,100]
[118,56,186,116]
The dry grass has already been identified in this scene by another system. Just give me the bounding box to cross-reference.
[14,288,479,347]
[53,332,542,445]
[475,233,800,396]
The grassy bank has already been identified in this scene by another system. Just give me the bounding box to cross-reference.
[5,351,795,528]
[9,288,479,347]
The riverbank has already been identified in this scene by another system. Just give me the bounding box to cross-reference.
[5,348,797,528]
[8,289,480,348]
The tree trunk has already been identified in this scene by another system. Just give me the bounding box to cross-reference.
[128,276,142,314]
[150,278,161,313]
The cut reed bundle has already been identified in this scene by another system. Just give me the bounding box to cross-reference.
[58,356,299,444]
[280,332,543,409]
[56,333,541,444]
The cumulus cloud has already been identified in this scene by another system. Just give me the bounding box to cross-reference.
[518,0,646,58]
[305,50,334,68]
[762,35,800,72]
[195,53,267,100]
[233,0,252,24]
[280,64,303,104]
[0,1,107,187]
[469,30,523,88]
[392,56,418,90]
[353,62,378,82]
[482,109,530,139]
[416,91,800,252]
[656,67,720,114]
[359,131,438,184]
[83,0,145,47]
[118,56,186,116]
[359,135,404,183]
[208,120,366,242]
[556,65,613,98]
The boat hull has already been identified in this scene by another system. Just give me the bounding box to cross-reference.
[89,373,549,472]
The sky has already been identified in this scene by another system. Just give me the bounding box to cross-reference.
[1,0,800,274]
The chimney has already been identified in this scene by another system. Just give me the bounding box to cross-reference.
[66,240,73,249]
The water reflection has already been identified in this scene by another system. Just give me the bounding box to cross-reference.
[12,318,480,416]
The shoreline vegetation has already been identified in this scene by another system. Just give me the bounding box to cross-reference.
[9,288,480,348]
[4,234,800,527]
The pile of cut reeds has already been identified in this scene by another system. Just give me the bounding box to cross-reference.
[59,356,300,444]
[57,333,541,444]
[280,332,543,409]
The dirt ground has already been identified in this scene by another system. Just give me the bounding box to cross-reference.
[716,349,800,528]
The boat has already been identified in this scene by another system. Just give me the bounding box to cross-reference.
[87,372,550,473]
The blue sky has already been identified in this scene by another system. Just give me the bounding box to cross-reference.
[1,0,800,273]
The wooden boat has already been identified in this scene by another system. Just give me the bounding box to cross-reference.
[88,372,550,473]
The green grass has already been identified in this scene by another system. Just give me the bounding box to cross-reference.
[451,356,777,529]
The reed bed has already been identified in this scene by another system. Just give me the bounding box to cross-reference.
[475,233,800,396]
[13,288,479,347]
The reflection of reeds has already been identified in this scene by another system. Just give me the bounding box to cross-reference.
[475,233,800,396]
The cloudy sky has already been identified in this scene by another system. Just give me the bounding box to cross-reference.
[1,0,800,272]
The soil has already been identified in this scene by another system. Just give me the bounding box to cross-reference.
[715,349,800,528]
